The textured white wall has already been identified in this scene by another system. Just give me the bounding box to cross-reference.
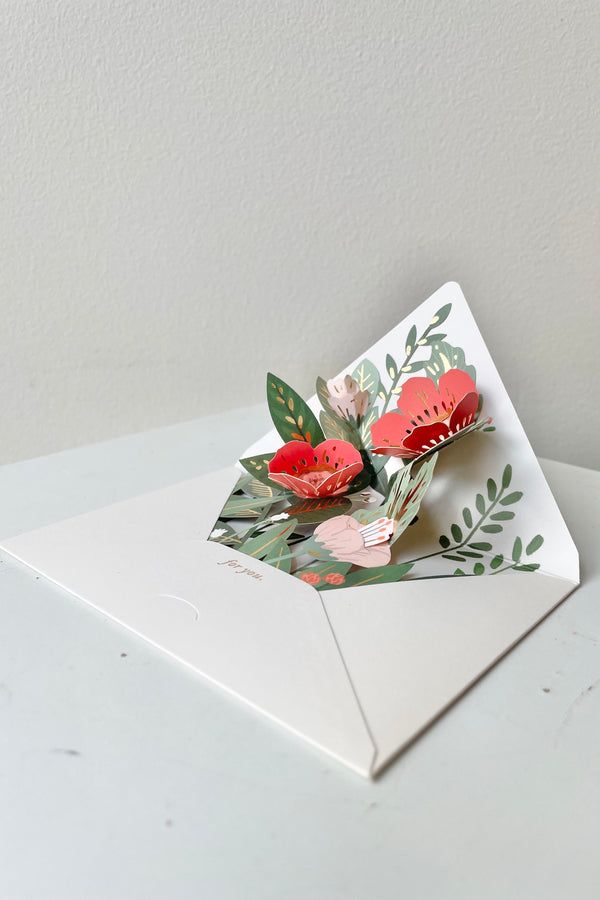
[1,1,599,468]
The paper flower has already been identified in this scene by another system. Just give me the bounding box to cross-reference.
[300,571,322,585]
[268,440,364,499]
[371,370,481,460]
[313,515,394,568]
[324,572,346,585]
[326,375,370,420]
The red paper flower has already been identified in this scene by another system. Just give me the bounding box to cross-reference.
[268,440,364,499]
[371,370,481,460]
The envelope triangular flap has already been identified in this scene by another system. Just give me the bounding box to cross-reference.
[323,568,576,775]
[1,468,376,776]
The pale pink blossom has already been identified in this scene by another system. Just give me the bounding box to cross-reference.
[326,375,369,421]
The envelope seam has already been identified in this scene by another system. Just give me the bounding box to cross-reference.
[318,594,379,775]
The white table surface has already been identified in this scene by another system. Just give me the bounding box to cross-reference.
[1,406,598,900]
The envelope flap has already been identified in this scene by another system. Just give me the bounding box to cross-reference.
[323,569,577,775]
[1,470,376,775]
[240,283,578,584]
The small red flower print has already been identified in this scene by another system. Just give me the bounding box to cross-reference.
[324,572,346,585]
[371,369,482,460]
[299,571,322,585]
[268,439,364,499]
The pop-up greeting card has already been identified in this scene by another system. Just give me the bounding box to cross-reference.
[0,283,578,776]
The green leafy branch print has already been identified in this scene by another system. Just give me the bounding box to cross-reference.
[455,534,544,577]
[405,464,543,575]
[378,302,452,414]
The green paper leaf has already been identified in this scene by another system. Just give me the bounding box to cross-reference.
[351,358,381,400]
[385,353,397,380]
[439,534,451,549]
[283,496,352,524]
[501,464,512,489]
[500,491,524,506]
[443,554,466,562]
[405,324,417,356]
[476,493,486,515]
[384,455,437,545]
[429,302,452,327]
[481,524,503,533]
[267,539,292,572]
[244,478,286,499]
[267,372,324,446]
[239,453,276,486]
[483,426,496,432]
[526,534,544,555]
[469,542,492,551]
[316,375,331,412]
[358,404,379,449]
[239,519,298,559]
[514,563,540,572]
[490,554,504,569]
[423,332,447,345]
[396,360,428,375]
[221,494,277,518]
[451,523,463,542]
[319,409,361,448]
[461,550,484,559]
[473,562,485,575]
[462,507,473,528]
[368,452,389,475]
[208,522,244,548]
[512,536,523,562]
[318,562,413,591]
[490,511,515,521]
[454,568,466,576]
[424,340,476,385]
[487,478,497,501]
[233,473,255,493]
[294,560,352,581]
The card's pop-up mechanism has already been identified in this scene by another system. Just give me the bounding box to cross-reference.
[1,283,579,776]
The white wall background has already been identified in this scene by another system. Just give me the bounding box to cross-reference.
[1,1,599,469]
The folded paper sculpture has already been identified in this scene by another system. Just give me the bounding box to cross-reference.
[0,282,579,776]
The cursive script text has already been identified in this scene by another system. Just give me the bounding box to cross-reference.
[217,559,263,580]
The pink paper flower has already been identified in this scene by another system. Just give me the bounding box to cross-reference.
[371,370,480,460]
[313,515,394,568]
[268,440,364,499]
[326,375,369,420]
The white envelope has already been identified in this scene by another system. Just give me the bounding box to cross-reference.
[0,283,579,777]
